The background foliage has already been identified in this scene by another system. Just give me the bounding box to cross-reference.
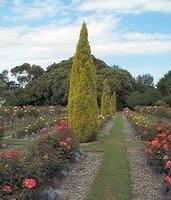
[1,57,170,109]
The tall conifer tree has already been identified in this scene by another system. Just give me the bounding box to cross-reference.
[101,79,111,116]
[68,23,98,142]
[110,91,117,114]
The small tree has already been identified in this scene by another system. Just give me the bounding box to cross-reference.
[68,23,98,142]
[101,79,111,116]
[110,91,117,114]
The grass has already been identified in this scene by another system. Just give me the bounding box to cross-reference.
[82,113,133,200]
[1,130,55,153]
[1,138,34,152]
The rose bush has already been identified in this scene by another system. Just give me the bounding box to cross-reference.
[15,117,47,138]
[0,119,80,199]
[97,114,112,129]
[0,106,65,133]
[134,105,171,119]
[0,149,37,199]
[124,108,171,196]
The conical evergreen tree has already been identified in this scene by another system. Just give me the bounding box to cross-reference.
[68,23,98,142]
[110,91,117,114]
[101,79,111,116]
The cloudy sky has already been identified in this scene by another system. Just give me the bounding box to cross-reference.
[0,0,171,83]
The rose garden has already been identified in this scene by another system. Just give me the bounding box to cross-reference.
[0,23,170,200]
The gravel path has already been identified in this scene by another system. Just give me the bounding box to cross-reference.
[57,152,103,200]
[54,117,115,199]
[99,116,116,136]
[123,115,165,200]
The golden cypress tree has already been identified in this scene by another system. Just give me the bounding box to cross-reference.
[68,23,98,142]
[101,79,111,116]
[110,91,117,114]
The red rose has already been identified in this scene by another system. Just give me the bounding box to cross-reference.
[165,176,171,184]
[12,150,20,157]
[168,135,171,141]
[0,150,20,159]
[40,127,48,134]
[157,126,162,132]
[43,154,48,160]
[163,144,170,151]
[151,137,161,147]
[23,178,37,188]
[2,185,12,193]
[59,120,67,126]
[157,133,166,138]
[145,148,153,155]
[166,160,171,169]
[54,125,63,132]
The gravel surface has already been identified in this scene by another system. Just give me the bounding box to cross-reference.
[99,116,116,136]
[123,115,165,200]
[57,152,103,200]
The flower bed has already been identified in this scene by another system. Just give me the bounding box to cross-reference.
[98,114,112,129]
[134,105,171,120]
[124,108,171,197]
[0,105,65,130]
[0,106,67,141]
[0,119,81,199]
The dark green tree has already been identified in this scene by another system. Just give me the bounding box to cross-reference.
[11,63,31,87]
[126,89,161,108]
[157,70,171,105]
[0,70,9,91]
[6,55,135,107]
[142,88,161,105]
[126,91,143,108]
[135,74,154,93]
[11,63,44,87]
[30,65,44,80]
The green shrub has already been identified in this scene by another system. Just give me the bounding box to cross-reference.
[101,79,111,116]
[68,23,98,142]
[110,91,117,114]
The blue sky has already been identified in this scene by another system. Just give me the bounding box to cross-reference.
[0,0,171,83]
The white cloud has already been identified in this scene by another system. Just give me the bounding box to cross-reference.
[123,32,171,42]
[0,24,80,72]
[0,19,171,74]
[93,41,171,56]
[11,0,61,21]
[0,14,118,71]
[0,5,171,77]
[79,0,171,14]
[0,0,170,84]
[91,31,171,56]
[3,0,76,23]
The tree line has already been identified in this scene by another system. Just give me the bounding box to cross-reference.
[0,53,170,109]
